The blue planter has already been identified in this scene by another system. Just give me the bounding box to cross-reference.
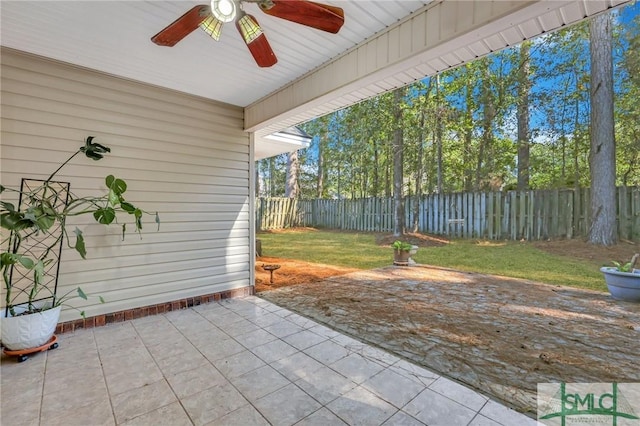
[600,267,640,302]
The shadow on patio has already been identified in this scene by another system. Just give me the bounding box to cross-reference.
[259,265,640,417]
[0,296,533,425]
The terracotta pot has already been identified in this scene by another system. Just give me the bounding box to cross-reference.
[393,249,411,266]
[0,304,61,350]
[600,267,640,303]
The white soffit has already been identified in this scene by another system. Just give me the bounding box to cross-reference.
[0,0,432,108]
[248,0,631,139]
[255,126,312,160]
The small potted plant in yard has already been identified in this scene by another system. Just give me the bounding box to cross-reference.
[392,240,413,266]
[600,253,640,302]
[1,137,159,353]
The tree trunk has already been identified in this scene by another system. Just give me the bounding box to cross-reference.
[255,160,261,197]
[285,150,299,198]
[372,138,380,197]
[463,70,474,192]
[588,13,617,245]
[517,42,531,190]
[392,87,405,237]
[476,64,493,190]
[413,110,425,232]
[317,130,325,198]
[268,157,276,196]
[435,74,444,193]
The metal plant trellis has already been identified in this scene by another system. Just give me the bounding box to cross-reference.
[3,179,70,316]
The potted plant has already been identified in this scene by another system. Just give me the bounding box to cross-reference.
[1,137,158,352]
[600,253,640,302]
[392,240,413,266]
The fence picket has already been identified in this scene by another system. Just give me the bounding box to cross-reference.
[256,187,640,241]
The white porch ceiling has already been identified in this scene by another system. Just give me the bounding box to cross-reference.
[0,0,430,108]
[0,0,631,149]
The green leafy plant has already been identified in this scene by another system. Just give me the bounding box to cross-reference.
[392,240,412,251]
[1,137,160,317]
[611,253,639,273]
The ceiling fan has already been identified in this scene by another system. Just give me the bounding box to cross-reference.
[151,0,345,68]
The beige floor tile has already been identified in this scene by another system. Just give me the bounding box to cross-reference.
[145,338,196,361]
[382,410,425,425]
[215,350,265,379]
[0,405,41,426]
[206,404,270,426]
[326,386,398,426]
[120,401,192,426]
[0,300,528,426]
[104,364,164,396]
[330,353,386,384]
[250,338,299,364]
[41,380,109,416]
[181,381,248,425]
[273,331,322,353]
[272,351,324,382]
[44,350,102,377]
[197,337,246,362]
[1,366,44,412]
[43,366,105,396]
[362,368,427,409]
[43,398,115,426]
[253,383,322,426]
[295,407,348,426]
[429,377,488,411]
[403,388,476,426]
[294,365,357,405]
[166,364,228,399]
[231,364,290,402]
[154,348,208,376]
[111,379,177,424]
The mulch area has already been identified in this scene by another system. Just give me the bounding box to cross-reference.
[255,233,640,416]
[259,265,640,416]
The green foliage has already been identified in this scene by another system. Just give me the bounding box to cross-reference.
[259,3,640,197]
[611,260,633,272]
[1,136,159,316]
[258,229,607,292]
[391,240,412,251]
[611,253,639,272]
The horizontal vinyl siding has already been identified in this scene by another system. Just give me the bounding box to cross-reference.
[0,48,250,322]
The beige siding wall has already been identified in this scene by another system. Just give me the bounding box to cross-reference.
[1,49,251,322]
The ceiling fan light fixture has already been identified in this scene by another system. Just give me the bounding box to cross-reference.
[237,12,263,44]
[200,15,224,41]
[211,0,236,23]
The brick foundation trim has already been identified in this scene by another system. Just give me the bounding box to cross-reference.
[55,286,254,335]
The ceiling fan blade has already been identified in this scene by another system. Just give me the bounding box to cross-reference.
[236,14,277,67]
[152,5,210,46]
[259,0,344,34]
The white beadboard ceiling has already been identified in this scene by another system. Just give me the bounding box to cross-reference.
[0,0,431,107]
[0,0,631,147]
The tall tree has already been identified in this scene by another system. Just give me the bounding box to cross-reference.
[516,41,532,190]
[588,13,617,245]
[392,87,406,236]
[434,74,444,193]
[285,150,300,198]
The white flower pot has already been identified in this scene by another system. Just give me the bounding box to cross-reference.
[1,304,61,350]
[600,267,640,303]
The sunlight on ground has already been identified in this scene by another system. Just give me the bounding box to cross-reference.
[474,240,507,247]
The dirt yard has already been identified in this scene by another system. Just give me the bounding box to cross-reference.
[256,235,640,416]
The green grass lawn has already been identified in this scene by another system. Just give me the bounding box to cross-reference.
[257,229,607,292]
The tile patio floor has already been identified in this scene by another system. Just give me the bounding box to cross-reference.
[1,296,536,426]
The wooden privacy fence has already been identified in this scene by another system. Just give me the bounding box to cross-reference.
[256,186,640,241]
